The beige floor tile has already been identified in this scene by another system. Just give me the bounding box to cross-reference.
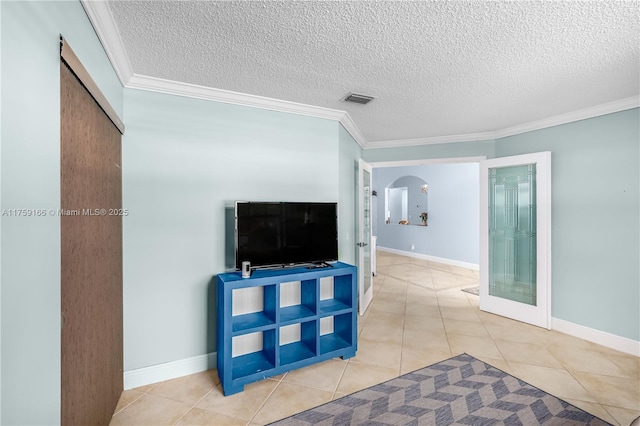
[252,382,332,424]
[403,329,451,353]
[432,279,460,292]
[406,276,434,288]
[562,399,619,426]
[404,314,445,332]
[477,310,515,325]
[548,346,630,378]
[449,266,478,278]
[351,339,402,370]
[400,347,452,374]
[368,299,406,315]
[465,294,480,307]
[332,391,348,400]
[281,358,348,392]
[375,291,407,304]
[474,356,512,374]
[428,262,452,272]
[482,321,545,345]
[447,334,503,359]
[539,329,604,352]
[148,370,219,405]
[378,278,408,295]
[494,339,563,368]
[336,362,398,394]
[113,390,145,415]
[436,296,471,308]
[607,352,640,379]
[383,265,413,279]
[439,306,481,322]
[436,288,470,300]
[132,382,159,394]
[571,370,640,410]
[110,394,191,426]
[406,271,435,284]
[508,362,597,403]
[362,310,404,328]
[360,323,404,345]
[442,318,490,337]
[407,283,437,297]
[603,405,640,426]
[176,407,247,426]
[405,303,441,318]
[196,380,278,421]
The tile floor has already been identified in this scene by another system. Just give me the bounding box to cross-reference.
[110,252,640,425]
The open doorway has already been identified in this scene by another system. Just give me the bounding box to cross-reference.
[370,157,484,270]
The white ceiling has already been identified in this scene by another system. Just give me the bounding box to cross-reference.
[91,1,640,147]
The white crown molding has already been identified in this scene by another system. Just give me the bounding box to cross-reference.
[81,0,133,86]
[369,156,487,168]
[364,132,496,150]
[338,113,368,148]
[493,95,640,140]
[127,74,367,149]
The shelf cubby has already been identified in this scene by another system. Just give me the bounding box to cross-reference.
[279,279,317,324]
[217,262,357,395]
[231,329,276,379]
[279,320,317,366]
[231,285,276,334]
[318,273,353,315]
[319,313,353,355]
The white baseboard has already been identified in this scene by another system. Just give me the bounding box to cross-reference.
[377,246,479,270]
[124,352,217,390]
[551,318,640,357]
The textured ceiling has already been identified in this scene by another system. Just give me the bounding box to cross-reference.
[106,1,640,145]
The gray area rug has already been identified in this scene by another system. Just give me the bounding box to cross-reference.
[269,353,610,425]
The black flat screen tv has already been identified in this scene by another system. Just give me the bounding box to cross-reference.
[235,201,338,270]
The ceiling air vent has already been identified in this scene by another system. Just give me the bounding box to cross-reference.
[342,92,375,105]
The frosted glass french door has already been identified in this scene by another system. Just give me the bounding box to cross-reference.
[480,152,551,329]
[357,159,373,315]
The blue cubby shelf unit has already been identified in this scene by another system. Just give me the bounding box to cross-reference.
[216,262,358,396]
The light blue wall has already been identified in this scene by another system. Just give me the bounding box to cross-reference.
[0,1,123,424]
[122,88,344,371]
[373,164,480,264]
[338,124,362,265]
[495,109,640,341]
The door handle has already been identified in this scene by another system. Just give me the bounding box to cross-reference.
[356,242,368,247]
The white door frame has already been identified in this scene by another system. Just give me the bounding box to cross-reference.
[367,153,551,329]
[479,152,552,329]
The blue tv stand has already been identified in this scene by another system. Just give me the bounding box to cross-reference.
[216,262,357,395]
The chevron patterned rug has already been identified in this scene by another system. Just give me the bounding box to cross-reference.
[269,353,610,425]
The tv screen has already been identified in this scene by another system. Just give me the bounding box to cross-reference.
[235,202,338,269]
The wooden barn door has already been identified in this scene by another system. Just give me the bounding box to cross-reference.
[60,39,124,425]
